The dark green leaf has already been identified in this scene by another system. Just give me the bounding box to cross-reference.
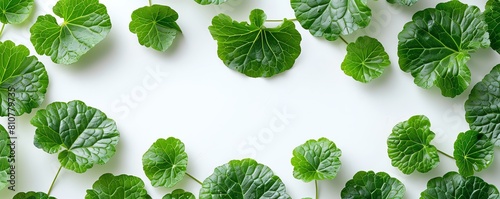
[142,137,188,188]
[341,36,391,83]
[388,115,439,174]
[421,171,500,199]
[0,40,48,116]
[0,125,11,191]
[199,158,291,199]
[485,0,500,53]
[13,192,56,199]
[85,173,152,199]
[465,64,500,146]
[341,171,405,199]
[291,0,371,41]
[31,100,120,173]
[194,0,228,5]
[208,9,301,78]
[30,0,112,64]
[454,130,494,177]
[129,5,181,52]
[162,189,195,199]
[0,0,34,24]
[291,137,342,182]
[387,0,418,6]
[397,1,489,97]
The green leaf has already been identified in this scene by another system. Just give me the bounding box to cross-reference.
[0,40,49,116]
[31,100,120,173]
[387,115,440,174]
[397,1,490,97]
[13,192,56,199]
[341,36,391,83]
[291,0,371,41]
[29,0,112,64]
[291,137,342,182]
[420,171,500,199]
[387,0,418,6]
[465,64,500,146]
[208,9,302,78]
[85,173,152,199]
[0,0,34,24]
[454,130,494,177]
[129,5,181,52]
[142,137,188,188]
[194,0,228,5]
[162,189,195,199]
[199,158,291,199]
[341,171,405,199]
[485,0,500,53]
[0,125,11,191]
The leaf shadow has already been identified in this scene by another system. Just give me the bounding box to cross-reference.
[64,34,116,70]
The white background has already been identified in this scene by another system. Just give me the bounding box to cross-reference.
[1,0,500,198]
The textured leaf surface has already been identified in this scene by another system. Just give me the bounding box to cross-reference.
[387,0,418,6]
[0,125,10,191]
[0,0,34,24]
[13,192,56,199]
[421,171,500,199]
[209,9,301,78]
[291,137,342,182]
[162,189,195,199]
[194,0,228,5]
[31,100,119,173]
[341,171,405,199]
[454,130,494,177]
[85,173,152,199]
[486,0,500,53]
[341,36,390,83]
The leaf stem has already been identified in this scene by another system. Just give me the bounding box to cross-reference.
[339,36,349,45]
[437,149,455,160]
[0,23,6,38]
[266,18,297,22]
[186,172,203,185]
[148,0,152,6]
[315,180,319,199]
[47,165,63,196]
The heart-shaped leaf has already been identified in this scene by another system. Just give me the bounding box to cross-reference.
[291,137,342,182]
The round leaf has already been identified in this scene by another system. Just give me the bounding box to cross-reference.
[0,40,49,116]
[194,0,228,5]
[341,36,391,83]
[291,137,342,182]
[142,137,188,188]
[465,64,500,146]
[397,1,489,97]
[129,5,182,52]
[341,171,406,199]
[208,9,302,78]
[387,0,418,6]
[454,130,494,177]
[85,173,152,199]
[163,189,195,199]
[31,100,120,173]
[485,0,500,54]
[291,0,371,41]
[0,0,34,24]
[13,192,56,199]
[0,125,11,191]
[30,0,112,64]
[387,115,440,174]
[421,171,500,199]
[199,158,291,199]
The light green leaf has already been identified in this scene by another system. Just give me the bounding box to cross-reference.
[199,158,291,199]
[85,173,152,199]
[397,1,489,97]
[13,192,56,199]
[29,0,112,64]
[0,40,49,116]
[485,0,500,53]
[0,0,34,24]
[341,36,390,83]
[341,171,406,199]
[31,100,120,173]
[129,5,181,52]
[388,115,439,174]
[420,171,500,199]
[208,9,302,78]
[0,125,11,191]
[194,0,228,5]
[291,0,371,41]
[162,189,195,199]
[291,137,342,182]
[454,130,494,177]
[465,64,500,146]
[142,137,188,188]
[387,0,418,6]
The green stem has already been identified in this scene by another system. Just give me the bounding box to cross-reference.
[148,0,152,6]
[339,36,349,45]
[0,23,6,38]
[47,165,63,196]
[315,180,319,199]
[266,18,297,22]
[186,172,203,185]
[437,149,455,160]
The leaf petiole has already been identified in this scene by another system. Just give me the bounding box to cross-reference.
[437,149,455,160]
[148,0,152,6]
[315,180,319,199]
[0,23,6,38]
[339,36,349,45]
[186,172,203,185]
[265,18,297,22]
[47,165,63,196]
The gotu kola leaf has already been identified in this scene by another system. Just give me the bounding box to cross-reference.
[454,130,494,177]
[341,36,391,83]
[0,0,34,24]
[13,191,56,199]
[85,173,152,199]
[291,0,371,41]
[397,1,489,98]
[387,0,418,6]
[485,0,500,54]
[162,189,195,199]
[30,0,111,64]
[291,137,342,182]
[387,115,440,174]
[0,125,11,191]
[129,5,181,52]
[341,171,406,199]
[209,9,301,78]
[0,40,48,117]
[421,171,500,199]
[194,0,228,5]
[142,137,188,188]
[31,100,119,173]
[199,158,291,199]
